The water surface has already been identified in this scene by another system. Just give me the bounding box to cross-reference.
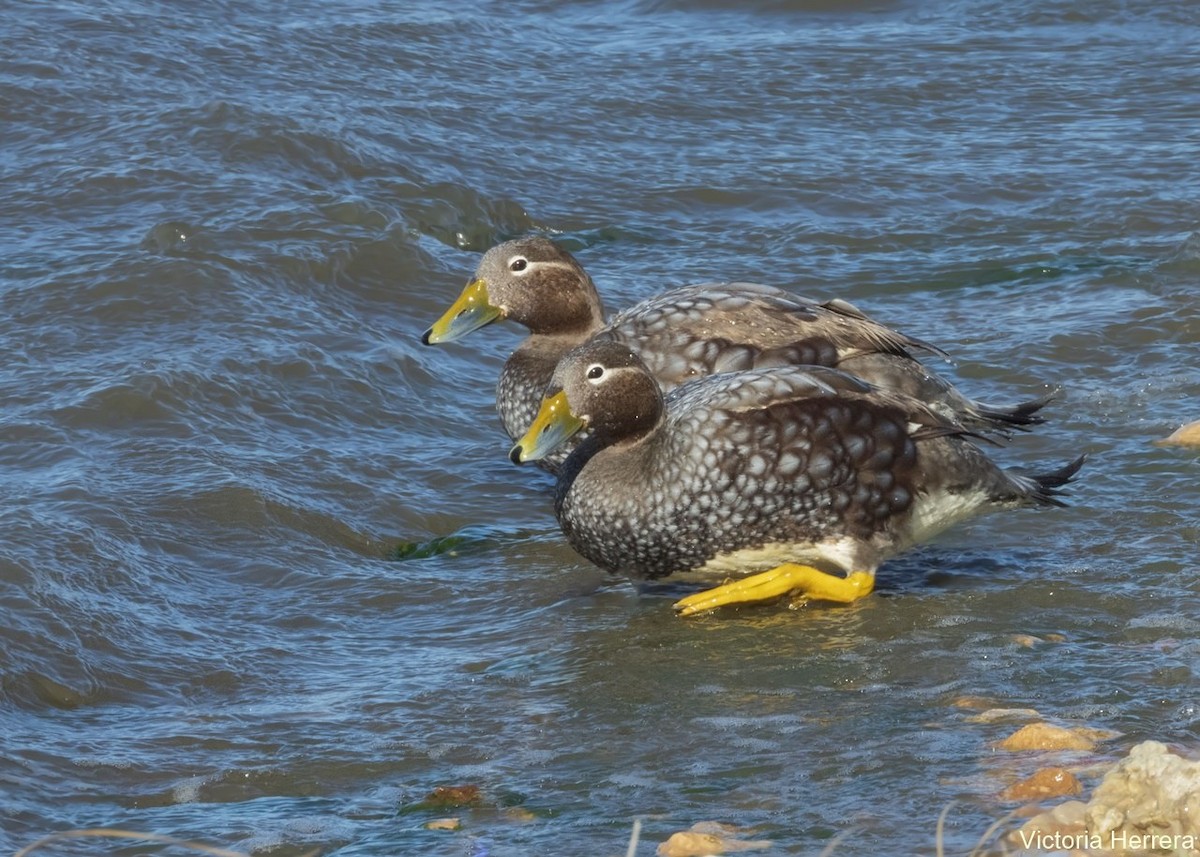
[2,1,1199,854]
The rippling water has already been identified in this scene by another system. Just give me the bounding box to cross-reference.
[3,1,1199,854]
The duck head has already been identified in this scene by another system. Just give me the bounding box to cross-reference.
[510,338,663,464]
[422,236,605,344]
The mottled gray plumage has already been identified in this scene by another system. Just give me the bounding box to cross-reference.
[423,236,1052,472]
[539,340,1082,584]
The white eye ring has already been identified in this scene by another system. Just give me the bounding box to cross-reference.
[508,255,529,273]
[586,364,605,383]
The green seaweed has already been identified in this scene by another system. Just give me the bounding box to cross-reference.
[388,525,532,561]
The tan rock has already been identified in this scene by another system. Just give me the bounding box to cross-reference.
[1155,419,1200,447]
[1010,800,1089,847]
[966,707,1042,724]
[1001,767,1084,801]
[1076,726,1123,744]
[1011,741,1200,853]
[1084,741,1200,839]
[998,723,1098,752]
[424,817,461,831]
[657,832,728,856]
[656,823,771,856]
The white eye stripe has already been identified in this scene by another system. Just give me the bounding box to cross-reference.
[505,258,577,276]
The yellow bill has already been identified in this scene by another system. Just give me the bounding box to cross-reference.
[421,278,503,344]
[509,390,586,464]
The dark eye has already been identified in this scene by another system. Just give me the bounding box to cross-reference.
[509,257,528,272]
[587,365,604,380]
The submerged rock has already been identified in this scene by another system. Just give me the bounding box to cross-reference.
[1155,419,1200,447]
[657,822,772,856]
[967,707,1043,724]
[1001,766,1084,802]
[1012,633,1067,648]
[998,723,1101,752]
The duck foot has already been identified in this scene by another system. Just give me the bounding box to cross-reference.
[673,565,874,616]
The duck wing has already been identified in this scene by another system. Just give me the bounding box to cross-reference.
[602,283,935,389]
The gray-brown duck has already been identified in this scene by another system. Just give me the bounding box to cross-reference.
[509,339,1083,614]
[421,237,1052,471]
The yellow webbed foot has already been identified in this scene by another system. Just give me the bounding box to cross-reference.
[672,564,875,617]
[787,569,874,608]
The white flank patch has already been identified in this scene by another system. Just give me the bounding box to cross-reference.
[906,488,991,545]
[674,538,865,582]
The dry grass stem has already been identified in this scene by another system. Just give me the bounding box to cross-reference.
[625,818,642,857]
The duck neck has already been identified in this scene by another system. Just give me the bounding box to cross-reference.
[506,332,594,408]
[553,417,662,509]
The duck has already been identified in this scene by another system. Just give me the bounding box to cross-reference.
[421,236,1053,471]
[509,339,1083,615]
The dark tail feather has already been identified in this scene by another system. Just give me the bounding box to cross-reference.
[819,297,951,360]
[1024,453,1087,507]
[899,332,952,361]
[974,387,1060,433]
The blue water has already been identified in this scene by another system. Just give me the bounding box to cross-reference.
[2,1,1199,855]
